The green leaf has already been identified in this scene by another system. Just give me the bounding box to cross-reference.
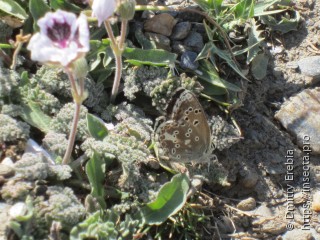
[86,113,109,141]
[197,60,242,93]
[0,0,28,20]
[247,19,264,64]
[260,10,300,33]
[50,0,81,12]
[251,53,269,80]
[20,102,51,132]
[210,43,248,80]
[135,27,156,50]
[123,48,177,67]
[234,0,255,20]
[85,152,106,209]
[254,0,286,16]
[29,0,50,23]
[142,173,190,225]
[88,39,114,71]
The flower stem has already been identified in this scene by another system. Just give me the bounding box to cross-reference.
[62,69,83,165]
[110,54,122,103]
[62,101,81,165]
[110,20,128,103]
[119,20,128,49]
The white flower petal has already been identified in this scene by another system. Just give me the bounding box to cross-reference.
[28,10,89,67]
[92,0,116,26]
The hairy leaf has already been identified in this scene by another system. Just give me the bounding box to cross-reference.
[87,113,109,141]
[123,48,177,67]
[260,10,300,33]
[20,102,51,132]
[142,173,190,225]
[247,19,264,64]
[86,152,106,209]
[251,53,269,80]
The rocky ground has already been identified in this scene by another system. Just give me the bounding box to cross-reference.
[1,0,320,239]
[213,0,320,239]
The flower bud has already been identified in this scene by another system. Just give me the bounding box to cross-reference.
[117,0,136,20]
[72,57,89,80]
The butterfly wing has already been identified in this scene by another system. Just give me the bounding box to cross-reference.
[155,90,212,162]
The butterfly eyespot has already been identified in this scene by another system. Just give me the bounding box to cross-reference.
[185,110,189,115]
[187,128,192,133]
[177,154,181,159]
[185,133,190,137]
[174,130,179,135]
[175,144,180,148]
[193,120,199,126]
[184,117,189,121]
[195,136,199,141]
[172,148,176,154]
[188,107,193,111]
[173,139,177,143]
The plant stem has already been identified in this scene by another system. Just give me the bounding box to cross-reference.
[62,101,81,165]
[10,42,22,70]
[62,70,82,165]
[119,20,128,49]
[105,19,128,103]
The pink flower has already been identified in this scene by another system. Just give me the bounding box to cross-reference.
[92,0,117,26]
[27,10,89,67]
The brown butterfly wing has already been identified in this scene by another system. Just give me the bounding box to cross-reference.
[155,90,211,162]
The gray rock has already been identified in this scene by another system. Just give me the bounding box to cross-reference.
[0,164,14,178]
[171,41,189,54]
[183,31,204,53]
[141,10,155,19]
[297,56,320,79]
[180,51,199,70]
[144,32,171,51]
[192,23,206,35]
[275,88,320,154]
[171,22,191,40]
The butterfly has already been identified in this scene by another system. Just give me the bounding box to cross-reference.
[155,89,215,163]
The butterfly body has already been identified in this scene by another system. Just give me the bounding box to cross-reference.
[155,89,214,163]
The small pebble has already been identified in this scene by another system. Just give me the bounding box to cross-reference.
[144,13,177,37]
[1,157,14,166]
[297,56,320,79]
[237,197,256,211]
[293,192,307,205]
[141,10,155,19]
[180,51,199,70]
[171,22,191,40]
[183,32,204,53]
[171,41,189,54]
[241,171,259,188]
[0,164,14,178]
